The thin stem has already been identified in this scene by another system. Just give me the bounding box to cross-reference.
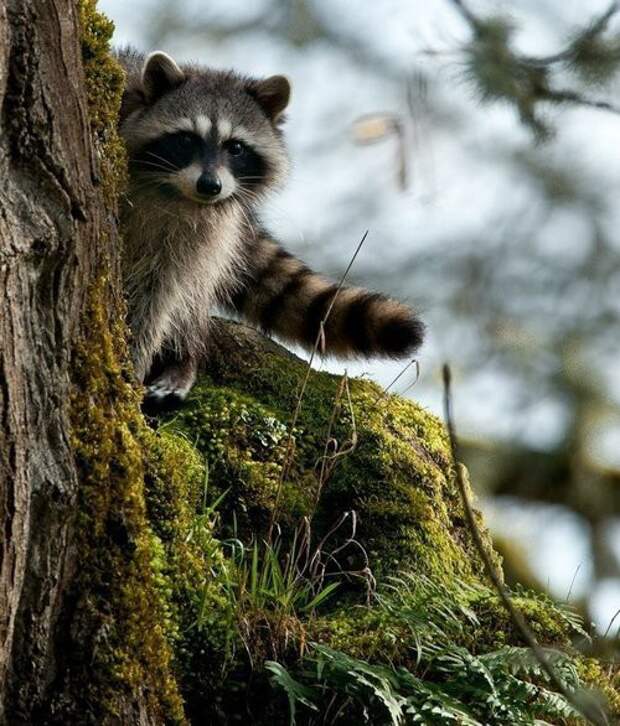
[447,0,480,31]
[267,230,369,542]
[442,363,609,726]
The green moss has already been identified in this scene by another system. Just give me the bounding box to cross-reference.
[142,426,236,710]
[309,578,579,666]
[576,658,620,719]
[70,5,234,721]
[302,581,620,724]
[169,344,491,587]
[161,338,619,720]
[310,606,410,663]
[70,276,186,723]
[66,3,197,722]
[78,0,127,205]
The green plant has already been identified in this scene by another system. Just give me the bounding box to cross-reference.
[218,515,366,663]
[267,573,599,725]
[187,467,231,632]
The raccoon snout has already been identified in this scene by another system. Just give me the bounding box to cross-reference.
[196,173,222,198]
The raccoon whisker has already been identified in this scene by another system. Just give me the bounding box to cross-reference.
[129,169,170,183]
[143,150,178,170]
[236,181,266,192]
[128,177,168,194]
[127,179,176,201]
[133,170,170,183]
[235,202,256,239]
[232,192,258,211]
[233,188,256,200]
[235,194,263,213]
[237,180,265,190]
[130,160,177,174]
[130,169,175,181]
[236,189,262,202]
[130,159,172,169]
[233,187,261,203]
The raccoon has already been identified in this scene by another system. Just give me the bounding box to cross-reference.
[116,48,424,411]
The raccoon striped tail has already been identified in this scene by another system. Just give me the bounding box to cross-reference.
[228,235,424,358]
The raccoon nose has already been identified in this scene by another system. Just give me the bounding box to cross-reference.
[196,173,222,197]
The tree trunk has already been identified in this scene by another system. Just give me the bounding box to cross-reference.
[0,1,166,722]
[1,0,97,714]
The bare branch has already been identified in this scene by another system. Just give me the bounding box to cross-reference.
[546,88,620,115]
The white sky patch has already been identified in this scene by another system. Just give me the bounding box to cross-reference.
[484,500,592,594]
[591,579,620,636]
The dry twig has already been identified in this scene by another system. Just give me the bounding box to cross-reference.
[442,364,609,726]
[267,231,369,540]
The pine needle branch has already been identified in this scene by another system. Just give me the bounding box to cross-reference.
[546,88,620,115]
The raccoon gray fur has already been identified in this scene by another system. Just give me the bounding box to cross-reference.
[116,48,425,412]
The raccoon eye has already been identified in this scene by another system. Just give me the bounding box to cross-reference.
[178,132,195,146]
[226,139,245,157]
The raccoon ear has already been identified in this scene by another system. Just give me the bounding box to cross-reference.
[142,51,185,103]
[248,75,291,122]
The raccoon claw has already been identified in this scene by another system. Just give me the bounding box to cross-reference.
[141,358,197,416]
[142,381,188,415]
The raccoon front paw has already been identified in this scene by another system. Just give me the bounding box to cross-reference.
[142,377,192,415]
[141,355,198,416]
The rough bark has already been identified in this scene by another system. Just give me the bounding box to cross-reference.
[0,1,145,722]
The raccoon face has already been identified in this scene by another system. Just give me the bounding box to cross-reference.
[120,52,291,206]
[130,125,270,205]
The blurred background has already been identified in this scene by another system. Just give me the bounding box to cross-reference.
[100,0,620,637]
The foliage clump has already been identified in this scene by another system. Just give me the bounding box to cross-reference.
[458,3,620,139]
[155,325,618,723]
[267,576,598,725]
[169,338,493,587]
